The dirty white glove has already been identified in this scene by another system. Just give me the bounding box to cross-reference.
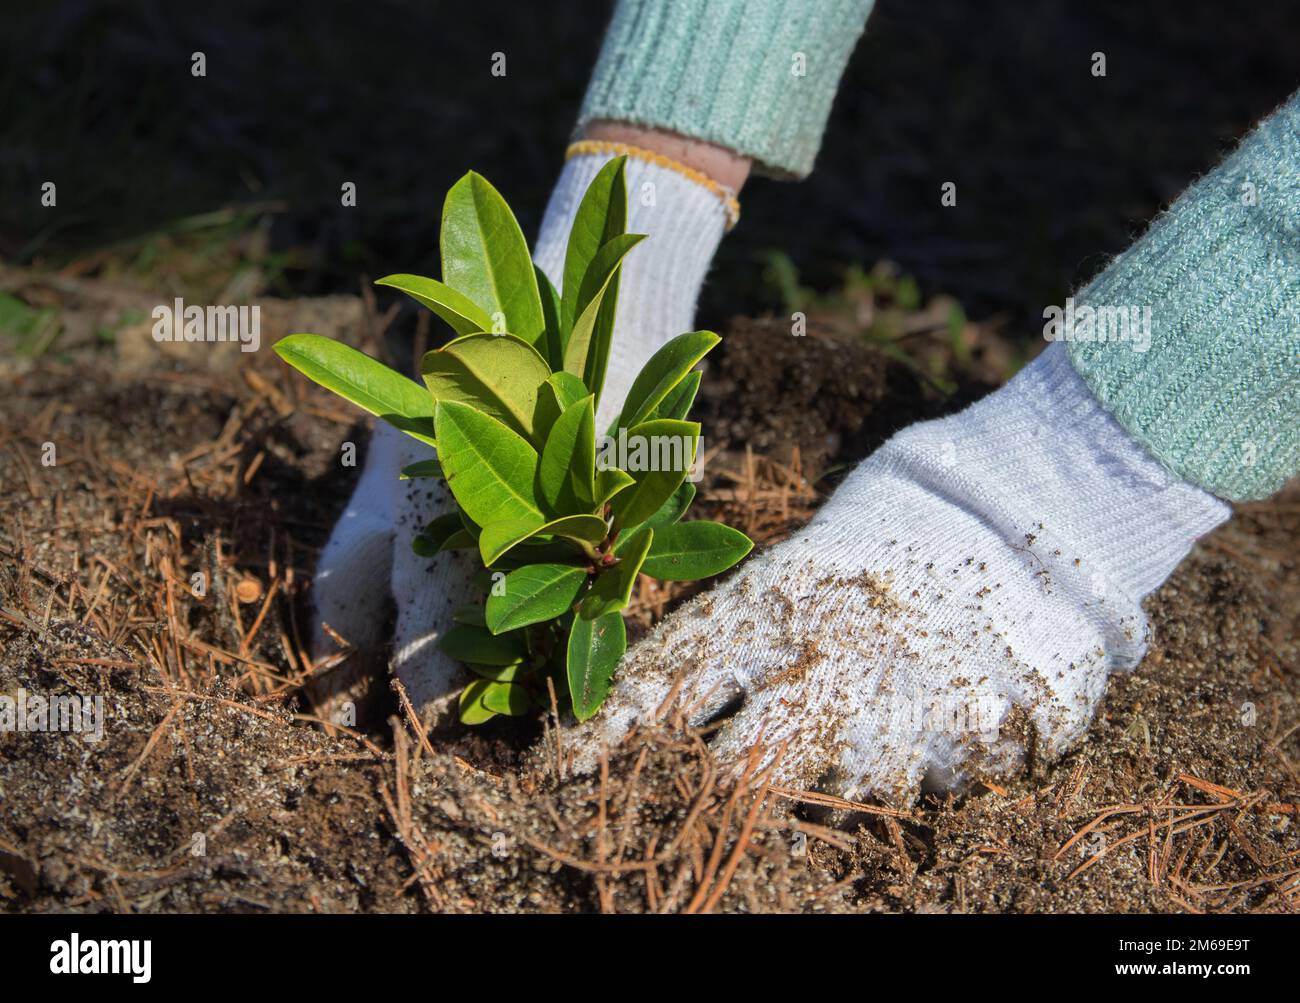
[569,344,1231,800]
[311,150,732,711]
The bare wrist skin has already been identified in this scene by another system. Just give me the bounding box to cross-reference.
[581,121,752,193]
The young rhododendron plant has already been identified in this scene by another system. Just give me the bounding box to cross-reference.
[275,158,752,724]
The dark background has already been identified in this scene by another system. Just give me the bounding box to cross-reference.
[3,0,1298,335]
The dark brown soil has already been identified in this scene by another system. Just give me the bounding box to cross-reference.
[1,288,1296,913]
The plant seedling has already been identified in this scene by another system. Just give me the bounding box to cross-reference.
[275,159,752,723]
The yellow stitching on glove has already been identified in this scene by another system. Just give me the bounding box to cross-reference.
[566,140,741,230]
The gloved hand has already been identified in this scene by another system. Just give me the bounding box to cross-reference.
[566,344,1230,800]
[309,147,735,714]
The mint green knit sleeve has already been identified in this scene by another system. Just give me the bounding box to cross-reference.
[577,0,875,179]
[1065,93,1300,502]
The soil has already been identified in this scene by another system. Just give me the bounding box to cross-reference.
[1,290,1296,914]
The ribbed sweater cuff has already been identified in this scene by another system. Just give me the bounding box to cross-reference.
[577,0,874,179]
[1064,92,1300,502]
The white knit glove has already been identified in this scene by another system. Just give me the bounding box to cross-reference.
[310,151,732,711]
[568,344,1231,800]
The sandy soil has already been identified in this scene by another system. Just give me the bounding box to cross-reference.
[1,287,1296,913]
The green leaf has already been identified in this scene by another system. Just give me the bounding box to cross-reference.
[566,610,627,721]
[547,371,589,405]
[574,231,639,322]
[400,458,442,480]
[453,604,488,627]
[608,419,699,530]
[561,156,627,334]
[581,525,652,619]
[435,401,542,528]
[648,368,701,421]
[572,233,646,408]
[412,513,463,556]
[486,563,587,634]
[584,286,620,410]
[467,662,526,683]
[440,171,545,343]
[533,371,589,443]
[642,521,753,581]
[619,330,720,430]
[561,234,645,391]
[459,680,498,725]
[438,623,526,666]
[274,334,435,446]
[643,481,696,531]
[480,681,532,716]
[479,514,607,566]
[535,265,564,371]
[422,332,552,443]
[594,467,635,508]
[477,516,546,566]
[375,274,494,337]
[538,395,596,512]
[437,527,477,553]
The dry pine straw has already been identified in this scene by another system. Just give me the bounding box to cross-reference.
[0,288,1297,913]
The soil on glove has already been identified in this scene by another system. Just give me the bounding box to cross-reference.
[1,290,1296,914]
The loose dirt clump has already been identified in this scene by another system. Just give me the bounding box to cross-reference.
[1,280,1296,912]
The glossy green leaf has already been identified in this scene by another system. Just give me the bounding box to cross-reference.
[434,401,542,528]
[375,274,494,337]
[274,334,435,446]
[608,419,699,530]
[584,286,621,410]
[459,680,498,724]
[478,516,545,566]
[538,395,596,512]
[566,610,627,722]
[570,232,646,408]
[440,171,545,344]
[438,623,526,666]
[535,264,564,370]
[594,467,635,508]
[581,525,652,619]
[534,370,589,443]
[412,513,463,556]
[561,233,645,388]
[467,662,526,683]
[649,368,701,421]
[453,604,488,627]
[437,527,477,553]
[619,330,720,429]
[485,563,588,634]
[400,458,442,480]
[480,681,532,716]
[643,481,695,531]
[561,156,627,334]
[547,371,589,405]
[641,521,753,581]
[479,513,607,566]
[422,332,552,443]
